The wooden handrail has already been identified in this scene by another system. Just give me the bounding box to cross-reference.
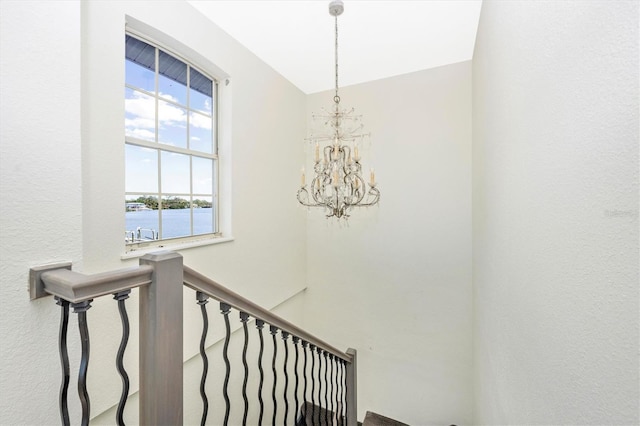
[183,265,353,363]
[33,265,153,303]
[30,256,352,363]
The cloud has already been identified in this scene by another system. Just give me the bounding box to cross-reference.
[126,128,155,140]
[159,92,180,104]
[125,92,155,123]
[158,100,187,126]
[202,98,212,113]
[190,111,212,130]
[126,89,211,138]
[125,117,155,130]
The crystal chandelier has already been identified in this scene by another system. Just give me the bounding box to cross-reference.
[297,0,380,219]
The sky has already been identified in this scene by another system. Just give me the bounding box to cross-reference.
[124,54,216,239]
[124,59,215,199]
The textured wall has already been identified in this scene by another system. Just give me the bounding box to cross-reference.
[305,61,473,425]
[472,1,639,424]
[0,1,84,423]
[0,0,308,423]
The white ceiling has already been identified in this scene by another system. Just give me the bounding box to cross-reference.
[188,0,482,94]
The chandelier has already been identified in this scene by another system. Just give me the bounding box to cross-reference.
[297,0,380,219]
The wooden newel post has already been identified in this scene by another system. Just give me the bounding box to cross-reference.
[139,251,184,425]
[345,348,358,426]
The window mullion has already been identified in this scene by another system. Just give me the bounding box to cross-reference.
[124,83,154,98]
[214,80,219,155]
[125,138,217,159]
[187,66,194,236]
[187,65,191,150]
[213,81,218,233]
[155,46,163,240]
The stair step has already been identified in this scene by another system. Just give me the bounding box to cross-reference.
[296,401,344,426]
[362,411,410,426]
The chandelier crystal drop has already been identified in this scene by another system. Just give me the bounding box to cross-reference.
[297,0,380,219]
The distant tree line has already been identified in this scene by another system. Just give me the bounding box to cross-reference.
[127,196,212,210]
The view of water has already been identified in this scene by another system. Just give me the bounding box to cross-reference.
[125,208,214,240]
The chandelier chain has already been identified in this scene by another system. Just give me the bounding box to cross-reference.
[334,14,339,102]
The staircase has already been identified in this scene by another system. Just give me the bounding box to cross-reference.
[295,401,409,426]
[362,411,410,426]
[31,250,416,426]
[31,251,358,425]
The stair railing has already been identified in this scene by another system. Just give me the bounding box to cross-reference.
[30,251,357,425]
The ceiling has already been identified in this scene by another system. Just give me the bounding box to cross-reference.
[188,0,482,94]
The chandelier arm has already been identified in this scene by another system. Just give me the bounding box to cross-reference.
[352,175,367,204]
[352,187,380,207]
[305,135,334,142]
[297,187,326,209]
[310,177,325,204]
[296,188,313,206]
[322,145,333,164]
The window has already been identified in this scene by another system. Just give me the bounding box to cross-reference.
[124,34,218,246]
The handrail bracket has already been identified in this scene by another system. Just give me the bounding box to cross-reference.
[29,262,72,300]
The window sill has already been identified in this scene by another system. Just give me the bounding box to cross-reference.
[121,235,234,260]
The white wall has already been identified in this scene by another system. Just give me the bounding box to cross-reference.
[0,1,83,423]
[6,1,637,424]
[0,0,307,423]
[305,62,473,425]
[472,1,639,424]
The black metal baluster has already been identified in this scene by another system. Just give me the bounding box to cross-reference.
[113,290,131,426]
[335,357,340,426]
[310,345,316,425]
[342,360,349,422]
[317,347,323,426]
[292,337,300,423]
[72,299,93,426]
[323,351,329,426]
[240,312,250,426]
[341,359,346,426]
[335,356,340,426]
[336,357,342,426]
[302,341,309,422]
[335,356,341,426]
[257,320,266,426]
[270,326,278,426]
[221,302,232,426]
[55,297,70,426]
[197,292,210,426]
[282,332,290,426]
[329,354,334,426]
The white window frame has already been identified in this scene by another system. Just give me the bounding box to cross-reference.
[123,21,233,257]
